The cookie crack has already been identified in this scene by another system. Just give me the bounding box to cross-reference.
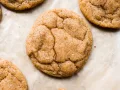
[41,24,57,64]
[52,12,87,41]
[89,0,120,22]
[49,29,57,63]
[0,76,7,83]
[29,24,57,64]
[29,25,89,75]
[0,68,23,85]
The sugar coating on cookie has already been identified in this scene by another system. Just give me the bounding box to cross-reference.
[79,0,120,28]
[26,9,93,77]
[0,0,44,10]
[0,59,28,90]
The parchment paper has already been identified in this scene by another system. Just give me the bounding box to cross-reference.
[0,0,120,90]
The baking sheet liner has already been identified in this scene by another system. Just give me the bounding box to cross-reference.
[0,0,120,90]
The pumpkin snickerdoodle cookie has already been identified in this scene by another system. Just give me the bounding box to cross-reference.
[26,9,93,77]
[0,59,28,90]
[79,0,120,28]
[0,0,44,11]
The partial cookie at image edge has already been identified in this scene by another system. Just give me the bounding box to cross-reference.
[0,6,2,21]
[0,0,45,11]
[79,0,120,28]
[0,59,28,90]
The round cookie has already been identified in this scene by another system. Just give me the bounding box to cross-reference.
[0,0,44,11]
[26,9,93,77]
[79,0,120,28]
[0,59,28,90]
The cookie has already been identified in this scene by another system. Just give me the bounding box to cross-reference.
[0,59,28,90]
[0,0,44,11]
[0,6,2,21]
[79,0,120,28]
[26,9,93,77]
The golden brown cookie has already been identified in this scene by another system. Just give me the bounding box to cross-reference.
[26,9,93,77]
[0,6,2,21]
[79,0,120,28]
[0,59,28,90]
[0,0,44,11]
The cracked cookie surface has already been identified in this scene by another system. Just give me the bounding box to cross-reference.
[0,59,28,90]
[0,0,44,10]
[26,9,93,77]
[79,0,120,28]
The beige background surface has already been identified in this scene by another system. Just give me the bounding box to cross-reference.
[0,0,120,90]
